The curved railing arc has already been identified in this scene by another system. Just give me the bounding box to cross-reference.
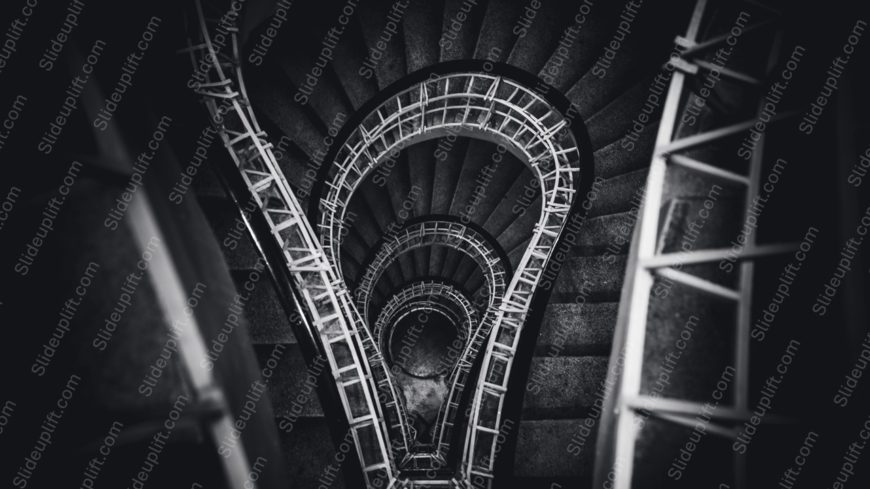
[317,70,585,486]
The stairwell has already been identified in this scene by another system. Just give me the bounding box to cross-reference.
[193,0,695,486]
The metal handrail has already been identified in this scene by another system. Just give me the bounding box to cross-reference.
[354,219,508,469]
[189,4,584,483]
[319,72,583,486]
[375,281,478,357]
[594,2,797,488]
[185,1,399,485]
[356,220,506,321]
[320,73,579,280]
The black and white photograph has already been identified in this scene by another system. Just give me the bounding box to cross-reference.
[0,0,869,487]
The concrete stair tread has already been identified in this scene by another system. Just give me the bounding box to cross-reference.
[247,68,329,160]
[536,302,618,356]
[460,158,525,231]
[566,0,682,120]
[439,0,486,62]
[551,254,628,302]
[471,0,519,62]
[430,138,468,215]
[586,76,661,150]
[522,356,608,419]
[505,234,533,272]
[593,121,657,179]
[330,20,380,110]
[506,0,572,75]
[447,139,496,217]
[358,1,408,89]
[588,167,648,218]
[403,0,442,74]
[484,171,539,238]
[536,3,617,93]
[513,418,597,478]
[406,143,436,217]
[277,55,353,131]
[573,211,637,256]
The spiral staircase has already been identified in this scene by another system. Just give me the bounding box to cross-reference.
[188,0,695,486]
[3,0,866,488]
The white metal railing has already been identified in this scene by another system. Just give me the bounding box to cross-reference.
[374,281,478,359]
[319,73,583,486]
[355,220,505,469]
[183,1,403,485]
[356,220,505,322]
[188,4,585,483]
[597,2,798,489]
[354,219,507,469]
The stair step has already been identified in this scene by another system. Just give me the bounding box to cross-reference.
[523,356,608,419]
[566,1,680,120]
[340,230,371,277]
[536,302,618,356]
[513,418,596,478]
[247,69,328,160]
[573,211,636,256]
[255,344,321,417]
[232,270,297,344]
[643,290,736,404]
[506,236,532,272]
[552,254,627,302]
[593,120,657,179]
[406,142,436,217]
[656,194,745,262]
[430,138,468,215]
[472,0,520,62]
[587,77,660,150]
[506,1,571,75]
[663,162,744,205]
[278,55,353,130]
[331,20,379,110]
[440,0,487,62]
[456,154,524,231]
[447,139,497,217]
[358,1,408,88]
[485,171,539,239]
[537,2,617,93]
[403,0,442,74]
[588,168,648,218]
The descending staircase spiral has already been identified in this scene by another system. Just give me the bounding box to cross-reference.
[187,0,694,486]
